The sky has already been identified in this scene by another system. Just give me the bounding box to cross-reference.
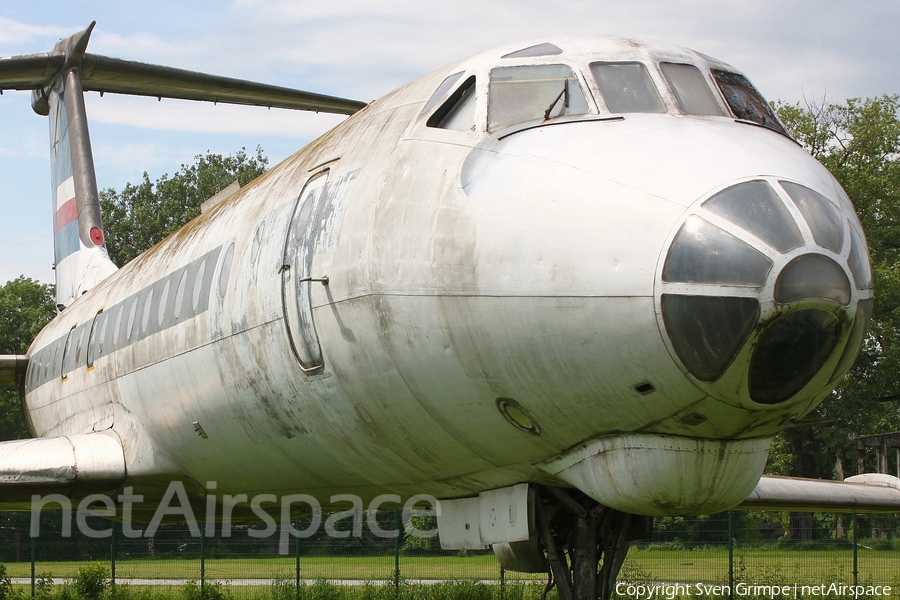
[1,0,898,285]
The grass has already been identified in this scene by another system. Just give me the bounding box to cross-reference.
[4,555,546,581]
[7,578,555,600]
[623,546,900,584]
[2,548,899,598]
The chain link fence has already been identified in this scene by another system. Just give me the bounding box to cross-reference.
[0,510,897,597]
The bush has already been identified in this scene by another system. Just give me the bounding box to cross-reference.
[0,563,21,600]
[72,562,108,599]
[859,537,894,551]
[35,573,54,600]
[180,580,231,600]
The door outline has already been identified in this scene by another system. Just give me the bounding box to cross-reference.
[282,169,329,373]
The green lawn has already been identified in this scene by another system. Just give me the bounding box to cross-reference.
[623,546,900,585]
[3,548,898,587]
[5,554,530,581]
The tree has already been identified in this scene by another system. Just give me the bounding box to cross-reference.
[100,147,268,266]
[0,276,56,440]
[770,96,900,536]
[0,148,269,440]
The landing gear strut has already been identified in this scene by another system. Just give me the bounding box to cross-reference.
[534,486,653,600]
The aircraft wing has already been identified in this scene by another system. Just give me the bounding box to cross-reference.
[0,433,125,505]
[0,51,366,115]
[0,355,27,388]
[739,474,900,513]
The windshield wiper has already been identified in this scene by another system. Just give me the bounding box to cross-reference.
[544,78,569,120]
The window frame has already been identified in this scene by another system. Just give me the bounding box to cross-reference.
[486,62,595,132]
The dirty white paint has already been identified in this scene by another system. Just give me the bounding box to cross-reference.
[18,37,871,516]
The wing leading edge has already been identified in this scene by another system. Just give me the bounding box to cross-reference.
[739,474,900,513]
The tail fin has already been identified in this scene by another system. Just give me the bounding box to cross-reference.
[1,21,366,310]
[42,23,117,309]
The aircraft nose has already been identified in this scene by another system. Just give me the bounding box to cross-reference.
[658,178,873,406]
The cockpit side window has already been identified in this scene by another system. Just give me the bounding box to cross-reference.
[427,75,477,131]
[590,62,665,114]
[488,64,589,131]
[422,71,464,115]
[660,63,725,116]
[711,70,787,136]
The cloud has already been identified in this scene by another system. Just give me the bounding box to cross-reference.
[0,17,65,46]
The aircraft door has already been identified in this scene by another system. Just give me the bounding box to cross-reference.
[282,170,329,374]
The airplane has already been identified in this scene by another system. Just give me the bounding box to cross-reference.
[2,22,900,600]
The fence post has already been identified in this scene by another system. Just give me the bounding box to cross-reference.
[295,518,301,599]
[110,519,116,588]
[727,510,734,600]
[394,509,401,592]
[200,523,206,595]
[852,513,858,587]
[500,566,506,600]
[29,528,35,599]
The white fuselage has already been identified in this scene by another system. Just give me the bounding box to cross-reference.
[22,37,872,516]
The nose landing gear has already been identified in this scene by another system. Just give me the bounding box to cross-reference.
[534,486,653,600]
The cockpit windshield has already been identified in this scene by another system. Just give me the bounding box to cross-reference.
[590,62,665,114]
[711,70,787,136]
[488,64,589,131]
[660,63,725,116]
[423,44,793,138]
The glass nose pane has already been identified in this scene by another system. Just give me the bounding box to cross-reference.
[663,216,773,286]
[750,309,841,404]
[780,181,844,253]
[703,181,803,253]
[775,254,851,306]
[661,295,759,381]
[831,297,872,383]
[847,224,874,290]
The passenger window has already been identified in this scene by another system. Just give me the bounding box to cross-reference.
[193,259,207,312]
[159,279,171,326]
[428,76,477,131]
[660,63,724,116]
[591,62,664,114]
[488,65,589,131]
[218,243,235,299]
[141,289,154,334]
[87,309,104,368]
[126,297,138,340]
[74,326,86,367]
[174,270,188,320]
[711,70,787,136]
[61,324,77,379]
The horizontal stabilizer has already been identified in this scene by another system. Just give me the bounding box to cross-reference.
[0,50,366,115]
[0,433,125,504]
[739,474,900,513]
[0,355,27,388]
